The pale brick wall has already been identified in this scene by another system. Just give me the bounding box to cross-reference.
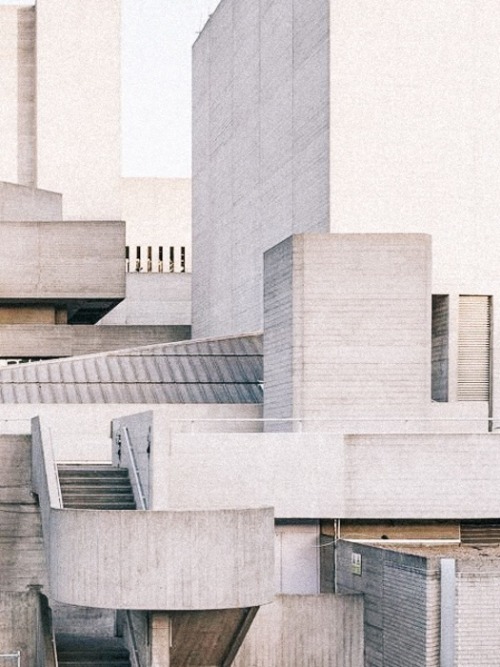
[455,560,500,666]
[336,542,440,667]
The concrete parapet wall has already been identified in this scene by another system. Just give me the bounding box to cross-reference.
[32,413,274,610]
[48,507,274,610]
[0,324,190,358]
[233,594,363,667]
[150,429,500,519]
[0,220,125,300]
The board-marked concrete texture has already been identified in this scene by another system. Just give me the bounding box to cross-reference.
[264,233,432,422]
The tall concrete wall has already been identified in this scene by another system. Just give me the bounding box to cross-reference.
[336,542,440,667]
[0,7,36,186]
[264,234,432,421]
[233,595,363,667]
[328,2,500,295]
[0,435,46,667]
[36,0,121,220]
[192,0,330,337]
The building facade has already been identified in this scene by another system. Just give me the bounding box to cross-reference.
[1,0,500,666]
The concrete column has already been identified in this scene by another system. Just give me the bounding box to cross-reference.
[440,558,456,667]
[151,613,171,667]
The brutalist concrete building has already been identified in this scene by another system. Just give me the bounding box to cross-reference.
[1,0,500,666]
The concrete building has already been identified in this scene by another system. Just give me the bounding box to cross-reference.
[2,0,500,666]
[0,1,192,364]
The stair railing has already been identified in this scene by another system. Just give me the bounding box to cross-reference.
[122,427,147,510]
[124,611,142,667]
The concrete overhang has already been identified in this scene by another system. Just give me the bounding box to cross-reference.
[0,220,126,322]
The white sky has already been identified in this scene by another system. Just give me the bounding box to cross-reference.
[122,0,221,177]
[1,0,221,177]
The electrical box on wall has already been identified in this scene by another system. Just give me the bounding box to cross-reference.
[351,552,362,576]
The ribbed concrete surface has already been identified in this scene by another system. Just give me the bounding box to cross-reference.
[0,333,263,404]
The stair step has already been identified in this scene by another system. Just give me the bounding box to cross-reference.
[57,465,137,511]
[60,490,134,497]
[59,481,133,489]
[59,472,129,480]
[62,503,136,510]
[58,662,130,667]
[56,633,131,667]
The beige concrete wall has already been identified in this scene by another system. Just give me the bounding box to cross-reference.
[122,178,192,272]
[0,324,190,358]
[0,182,62,222]
[192,0,330,337]
[36,0,121,220]
[0,591,39,667]
[111,406,264,510]
[48,507,274,610]
[147,429,500,519]
[0,220,125,300]
[328,2,500,295]
[17,6,36,186]
[98,274,191,326]
[233,595,363,667]
[0,7,36,187]
[0,8,23,184]
[264,234,432,422]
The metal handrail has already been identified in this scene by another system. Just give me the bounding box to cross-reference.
[124,611,142,667]
[122,427,147,510]
[47,428,63,509]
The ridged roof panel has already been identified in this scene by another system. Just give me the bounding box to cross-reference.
[0,333,263,404]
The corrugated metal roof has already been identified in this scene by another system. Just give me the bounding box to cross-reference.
[0,333,263,404]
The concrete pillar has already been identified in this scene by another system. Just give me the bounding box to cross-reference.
[151,613,171,667]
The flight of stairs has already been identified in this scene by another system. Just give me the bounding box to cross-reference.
[55,633,131,667]
[57,465,137,510]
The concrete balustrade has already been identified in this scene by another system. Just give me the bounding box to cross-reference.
[49,507,274,610]
[31,416,275,610]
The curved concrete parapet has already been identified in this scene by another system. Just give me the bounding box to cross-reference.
[48,506,274,610]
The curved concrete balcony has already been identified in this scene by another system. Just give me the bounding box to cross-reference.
[49,506,274,610]
[32,417,275,610]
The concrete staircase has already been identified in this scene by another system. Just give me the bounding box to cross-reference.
[58,465,136,510]
[55,633,131,667]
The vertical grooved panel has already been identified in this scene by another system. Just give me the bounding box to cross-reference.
[457,296,491,401]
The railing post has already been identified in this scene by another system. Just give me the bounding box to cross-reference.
[122,427,147,510]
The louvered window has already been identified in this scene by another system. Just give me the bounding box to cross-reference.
[457,295,491,401]
[431,295,449,401]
